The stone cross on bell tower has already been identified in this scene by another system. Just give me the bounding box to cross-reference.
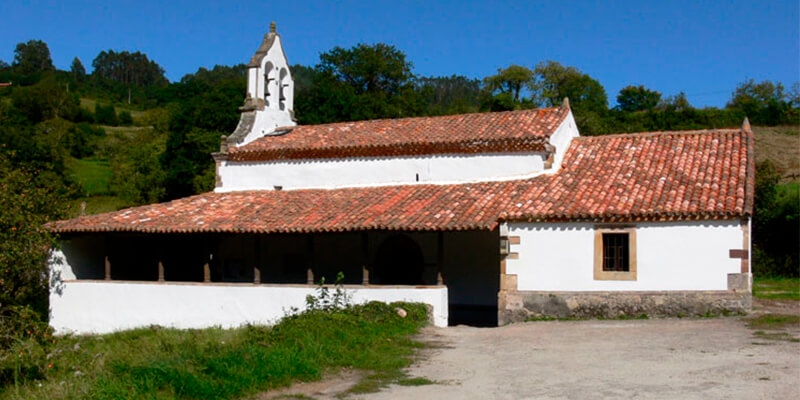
[226,22,296,147]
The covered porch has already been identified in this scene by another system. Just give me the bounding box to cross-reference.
[50,229,501,333]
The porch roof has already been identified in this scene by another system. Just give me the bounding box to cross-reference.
[49,128,754,234]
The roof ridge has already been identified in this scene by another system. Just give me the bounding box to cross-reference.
[575,128,744,141]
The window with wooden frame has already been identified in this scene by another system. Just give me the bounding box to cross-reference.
[593,226,637,281]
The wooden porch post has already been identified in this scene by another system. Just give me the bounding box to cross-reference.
[362,232,369,285]
[203,236,211,283]
[104,235,111,280]
[254,235,261,284]
[437,231,444,285]
[104,256,111,281]
[306,235,315,285]
[158,261,165,282]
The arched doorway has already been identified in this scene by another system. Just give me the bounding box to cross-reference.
[372,234,424,285]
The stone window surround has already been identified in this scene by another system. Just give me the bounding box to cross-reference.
[593,225,637,281]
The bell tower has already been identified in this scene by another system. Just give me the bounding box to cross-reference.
[227,22,296,146]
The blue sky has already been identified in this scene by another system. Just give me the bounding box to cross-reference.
[0,0,797,108]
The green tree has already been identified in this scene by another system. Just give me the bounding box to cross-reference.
[483,65,534,103]
[752,160,799,277]
[789,82,800,108]
[616,85,661,112]
[91,49,167,87]
[0,154,66,341]
[11,75,80,123]
[180,64,247,85]
[658,92,692,111]
[0,59,8,69]
[417,75,485,115]
[160,81,241,199]
[118,110,133,125]
[296,43,423,123]
[727,79,789,125]
[94,103,118,126]
[64,123,105,158]
[531,61,608,113]
[70,57,86,81]
[12,40,55,75]
[111,130,167,205]
[319,43,413,95]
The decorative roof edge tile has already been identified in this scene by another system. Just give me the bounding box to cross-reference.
[228,136,550,162]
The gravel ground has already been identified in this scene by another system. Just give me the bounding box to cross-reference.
[356,318,800,400]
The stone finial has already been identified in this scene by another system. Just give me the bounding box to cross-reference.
[270,21,276,33]
[561,97,570,109]
[742,117,751,132]
[219,135,229,153]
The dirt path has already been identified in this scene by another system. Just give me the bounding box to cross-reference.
[356,318,800,400]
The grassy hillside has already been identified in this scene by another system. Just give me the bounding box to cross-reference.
[753,125,800,182]
[66,158,112,196]
[79,97,145,121]
[66,157,128,217]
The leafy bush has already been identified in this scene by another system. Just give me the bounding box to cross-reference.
[93,103,118,126]
[304,272,352,312]
[0,154,65,387]
[752,161,800,277]
[117,110,133,125]
[64,123,105,158]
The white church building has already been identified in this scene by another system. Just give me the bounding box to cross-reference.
[47,26,754,333]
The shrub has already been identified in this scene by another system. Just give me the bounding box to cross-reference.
[0,154,64,370]
[94,103,118,126]
[118,110,133,125]
[64,123,105,158]
[752,161,800,277]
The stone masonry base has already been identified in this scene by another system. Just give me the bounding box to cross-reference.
[498,290,752,325]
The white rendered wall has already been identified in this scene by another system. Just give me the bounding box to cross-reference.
[506,220,744,291]
[217,152,547,191]
[221,109,579,191]
[547,110,579,169]
[49,281,448,334]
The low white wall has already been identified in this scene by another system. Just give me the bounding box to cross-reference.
[217,152,547,192]
[49,282,448,334]
[507,220,744,291]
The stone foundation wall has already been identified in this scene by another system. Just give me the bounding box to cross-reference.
[498,290,752,325]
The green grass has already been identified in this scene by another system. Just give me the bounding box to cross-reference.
[66,157,113,196]
[753,277,800,301]
[746,314,800,343]
[745,314,800,330]
[68,196,128,217]
[396,377,435,386]
[0,302,429,399]
[752,331,800,343]
[99,125,149,137]
[79,97,146,124]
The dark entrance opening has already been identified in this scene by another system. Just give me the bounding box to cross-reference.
[372,234,425,285]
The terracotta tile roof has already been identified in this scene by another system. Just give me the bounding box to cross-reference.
[227,107,569,161]
[49,128,753,234]
[499,128,754,222]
